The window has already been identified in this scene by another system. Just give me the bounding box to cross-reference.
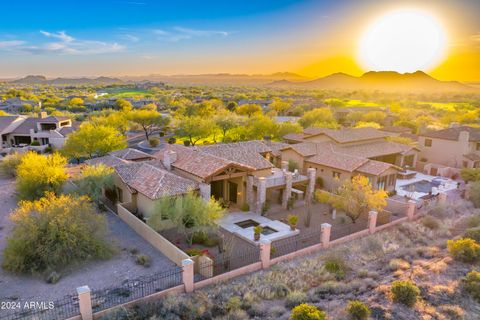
[116,187,123,203]
[463,161,469,168]
[377,176,387,190]
[332,171,341,179]
[387,174,396,187]
[477,143,480,151]
[424,139,432,147]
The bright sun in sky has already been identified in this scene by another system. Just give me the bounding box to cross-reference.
[358,9,447,73]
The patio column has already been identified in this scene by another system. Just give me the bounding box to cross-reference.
[246,175,254,209]
[282,172,293,209]
[76,286,93,320]
[259,239,272,269]
[281,160,288,171]
[438,192,447,205]
[368,210,378,234]
[256,177,267,214]
[407,200,416,220]
[182,258,195,293]
[321,223,331,248]
[199,183,211,202]
[306,168,316,201]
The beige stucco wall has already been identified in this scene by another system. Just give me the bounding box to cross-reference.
[305,162,353,192]
[418,136,474,168]
[280,149,307,173]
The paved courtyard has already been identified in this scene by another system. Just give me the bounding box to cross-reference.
[0,177,178,302]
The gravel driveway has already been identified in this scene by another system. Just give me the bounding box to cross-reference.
[0,177,178,303]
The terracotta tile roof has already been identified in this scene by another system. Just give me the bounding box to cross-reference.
[115,160,198,199]
[199,141,274,170]
[283,132,305,142]
[305,148,368,172]
[356,160,394,175]
[379,126,412,133]
[85,155,129,167]
[421,126,480,142]
[0,116,23,133]
[300,127,389,144]
[332,141,416,158]
[268,141,290,157]
[110,148,153,161]
[281,142,323,157]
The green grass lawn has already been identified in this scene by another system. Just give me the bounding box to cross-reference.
[103,88,154,99]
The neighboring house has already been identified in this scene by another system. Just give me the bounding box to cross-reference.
[87,142,315,220]
[0,112,73,149]
[0,98,40,113]
[238,99,272,111]
[418,126,480,173]
[281,127,419,192]
[379,126,412,137]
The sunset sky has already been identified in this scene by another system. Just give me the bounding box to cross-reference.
[0,0,479,81]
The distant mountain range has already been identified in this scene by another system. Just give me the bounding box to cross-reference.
[9,75,123,85]
[267,71,476,92]
[5,71,477,92]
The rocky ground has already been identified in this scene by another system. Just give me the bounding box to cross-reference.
[101,199,480,320]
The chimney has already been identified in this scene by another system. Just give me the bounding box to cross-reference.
[459,130,470,154]
[38,112,47,119]
[162,150,177,171]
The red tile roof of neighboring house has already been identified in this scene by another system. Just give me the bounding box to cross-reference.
[421,126,480,142]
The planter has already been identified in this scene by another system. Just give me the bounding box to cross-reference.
[289,224,296,231]
[254,233,260,241]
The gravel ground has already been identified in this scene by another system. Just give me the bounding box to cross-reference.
[0,177,178,303]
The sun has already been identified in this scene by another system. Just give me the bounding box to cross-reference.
[358,9,447,73]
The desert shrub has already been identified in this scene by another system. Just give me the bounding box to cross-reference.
[0,153,24,177]
[74,164,114,202]
[167,137,176,144]
[2,193,112,274]
[285,290,308,308]
[438,305,465,320]
[290,303,326,320]
[45,270,61,284]
[391,280,420,307]
[16,151,68,200]
[268,305,286,317]
[465,214,480,228]
[241,202,250,212]
[421,215,441,230]
[191,231,219,247]
[257,282,290,299]
[226,296,242,311]
[135,254,151,267]
[185,248,204,256]
[470,181,480,208]
[447,238,480,263]
[346,300,370,320]
[388,258,411,271]
[463,270,480,302]
[247,303,267,317]
[148,137,160,147]
[324,255,347,280]
[465,227,480,243]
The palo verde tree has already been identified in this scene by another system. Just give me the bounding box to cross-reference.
[74,164,114,203]
[16,151,68,200]
[2,193,112,274]
[128,109,170,140]
[316,175,387,223]
[148,192,225,246]
[175,116,216,146]
[62,123,127,161]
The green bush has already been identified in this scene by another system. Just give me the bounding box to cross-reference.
[241,202,250,212]
[185,248,204,256]
[465,227,480,243]
[0,153,24,177]
[30,140,40,146]
[191,232,219,247]
[2,193,112,274]
[391,281,420,307]
[470,181,480,208]
[324,255,347,280]
[167,137,176,144]
[463,270,480,302]
[290,303,326,320]
[135,254,151,267]
[148,137,160,147]
[285,290,308,308]
[346,300,370,320]
[421,215,441,230]
[447,238,480,263]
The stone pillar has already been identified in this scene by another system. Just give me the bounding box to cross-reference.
[438,192,447,205]
[77,286,93,320]
[321,223,331,248]
[259,239,272,269]
[199,183,211,202]
[282,172,293,209]
[281,160,288,171]
[182,258,195,293]
[306,168,316,201]
[368,210,378,234]
[256,177,267,214]
[407,200,416,220]
[246,176,254,209]
[331,208,337,220]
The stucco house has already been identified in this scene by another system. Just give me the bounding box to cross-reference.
[281,127,419,192]
[0,113,73,151]
[418,126,480,175]
[86,142,316,222]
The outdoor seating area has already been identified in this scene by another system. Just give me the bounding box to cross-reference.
[395,170,458,200]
